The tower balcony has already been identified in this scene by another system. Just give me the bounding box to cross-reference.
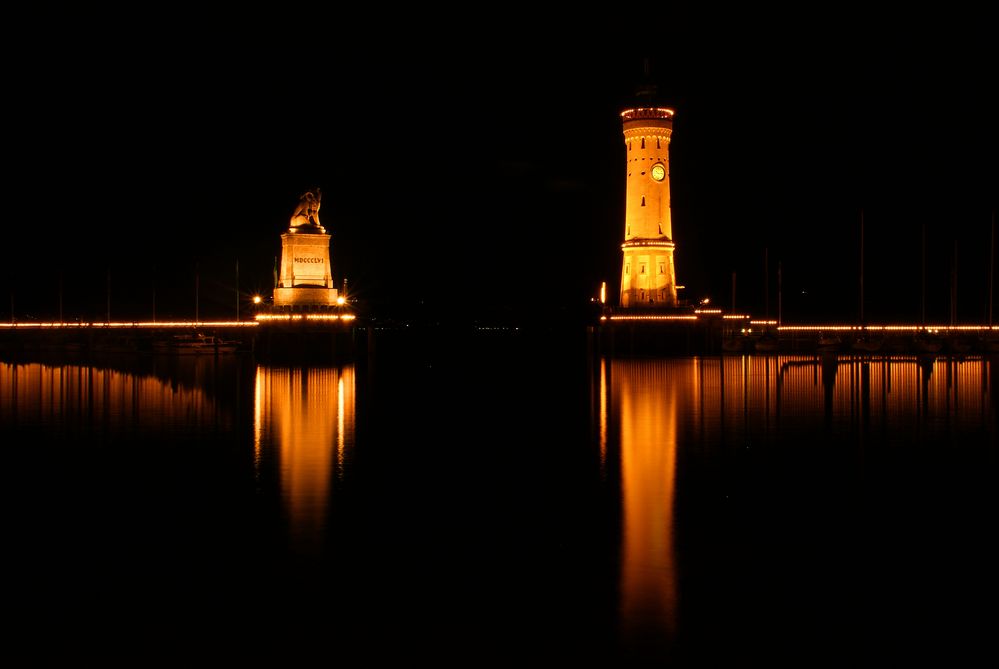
[621,238,675,249]
[620,107,675,121]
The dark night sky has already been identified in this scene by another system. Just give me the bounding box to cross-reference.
[5,10,996,324]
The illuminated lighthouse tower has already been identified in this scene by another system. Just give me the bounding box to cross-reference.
[618,105,679,308]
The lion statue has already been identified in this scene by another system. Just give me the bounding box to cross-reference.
[290,188,322,229]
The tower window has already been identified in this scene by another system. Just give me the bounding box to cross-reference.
[641,196,645,207]
[658,223,662,234]
[628,142,632,151]
[641,138,645,149]
[640,264,646,274]
[656,137,661,149]
[659,263,665,274]
[625,264,630,275]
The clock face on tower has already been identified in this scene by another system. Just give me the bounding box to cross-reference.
[651,163,666,182]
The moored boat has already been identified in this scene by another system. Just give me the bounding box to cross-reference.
[153,333,240,355]
[912,335,943,354]
[851,336,882,353]
[722,336,749,353]
[753,335,780,352]
[816,334,842,353]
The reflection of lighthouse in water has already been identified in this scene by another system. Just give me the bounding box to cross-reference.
[253,365,356,556]
[605,359,679,653]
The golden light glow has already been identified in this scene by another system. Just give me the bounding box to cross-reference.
[608,315,697,321]
[0,321,259,328]
[595,354,996,653]
[0,361,226,434]
[337,375,346,478]
[614,359,679,648]
[693,355,993,433]
[775,324,999,332]
[599,358,607,474]
[253,365,356,557]
[336,296,346,306]
[254,367,264,477]
[253,295,263,304]
[253,313,355,322]
[600,281,607,305]
[620,107,675,120]
[620,240,675,249]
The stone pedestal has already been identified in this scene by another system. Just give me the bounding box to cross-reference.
[273,228,339,307]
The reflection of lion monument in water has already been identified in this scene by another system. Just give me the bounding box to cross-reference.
[290,188,322,229]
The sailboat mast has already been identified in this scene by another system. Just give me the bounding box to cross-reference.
[778,261,782,327]
[859,209,864,326]
[950,241,958,327]
[764,247,769,323]
[731,271,736,313]
[921,222,926,328]
[989,210,995,327]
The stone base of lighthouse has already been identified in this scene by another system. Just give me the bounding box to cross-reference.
[272,229,339,307]
[619,241,678,308]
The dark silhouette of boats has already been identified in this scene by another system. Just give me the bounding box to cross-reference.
[851,335,883,353]
[722,336,749,353]
[753,334,780,352]
[912,334,944,354]
[816,333,842,353]
[153,333,240,355]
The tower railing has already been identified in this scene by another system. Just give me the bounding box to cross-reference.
[620,107,675,121]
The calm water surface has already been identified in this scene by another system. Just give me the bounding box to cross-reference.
[3,339,996,665]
